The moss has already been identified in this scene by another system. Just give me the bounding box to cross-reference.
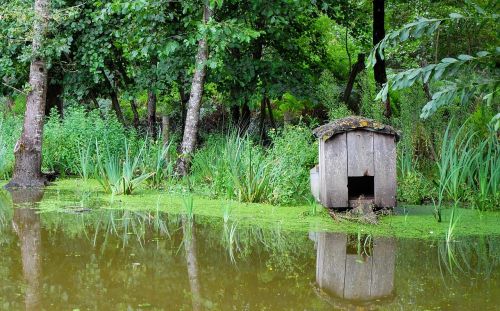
[2,178,499,239]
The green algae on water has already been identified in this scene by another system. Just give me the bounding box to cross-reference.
[3,178,500,239]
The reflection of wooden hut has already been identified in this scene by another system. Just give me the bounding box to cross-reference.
[312,117,399,208]
[315,232,395,301]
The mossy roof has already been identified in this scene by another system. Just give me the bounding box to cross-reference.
[313,116,401,141]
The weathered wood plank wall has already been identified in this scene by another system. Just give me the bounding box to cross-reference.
[347,130,374,176]
[321,133,348,207]
[374,134,397,207]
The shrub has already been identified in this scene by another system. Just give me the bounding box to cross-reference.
[397,171,435,205]
[267,125,317,204]
[43,107,134,175]
[0,113,21,179]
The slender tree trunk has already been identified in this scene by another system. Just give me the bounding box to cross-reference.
[239,103,251,133]
[147,90,157,138]
[7,0,50,188]
[266,98,276,130]
[162,115,170,146]
[11,189,44,311]
[179,83,189,131]
[373,0,391,118]
[343,53,365,114]
[5,95,14,112]
[176,4,213,176]
[110,90,125,125]
[259,96,267,139]
[182,217,202,311]
[130,99,140,130]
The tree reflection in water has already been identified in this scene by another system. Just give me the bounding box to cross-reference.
[10,188,44,311]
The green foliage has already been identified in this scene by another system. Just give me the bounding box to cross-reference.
[0,113,21,179]
[94,140,154,195]
[436,121,499,211]
[43,107,132,175]
[398,171,435,205]
[267,126,317,204]
[192,132,270,203]
[192,126,316,205]
[369,10,499,120]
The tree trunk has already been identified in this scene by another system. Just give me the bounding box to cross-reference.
[110,90,125,125]
[179,83,189,131]
[11,188,44,311]
[147,90,157,138]
[7,0,50,188]
[239,103,251,134]
[162,115,170,146]
[5,95,14,112]
[343,53,365,114]
[259,96,267,139]
[373,0,391,118]
[182,217,202,311]
[266,98,276,130]
[130,99,140,130]
[176,4,213,176]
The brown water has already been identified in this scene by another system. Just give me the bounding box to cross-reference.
[0,189,499,310]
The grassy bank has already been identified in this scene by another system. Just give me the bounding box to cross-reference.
[2,178,499,239]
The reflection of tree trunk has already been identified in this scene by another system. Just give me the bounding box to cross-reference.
[176,4,213,176]
[182,217,201,311]
[7,0,50,188]
[10,189,44,311]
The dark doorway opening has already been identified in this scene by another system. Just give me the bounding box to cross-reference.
[348,176,374,200]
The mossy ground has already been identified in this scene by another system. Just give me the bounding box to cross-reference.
[2,178,500,239]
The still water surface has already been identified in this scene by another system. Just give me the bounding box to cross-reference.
[0,189,499,310]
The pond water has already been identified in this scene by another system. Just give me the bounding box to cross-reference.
[0,189,499,310]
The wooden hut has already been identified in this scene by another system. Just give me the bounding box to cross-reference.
[312,116,399,208]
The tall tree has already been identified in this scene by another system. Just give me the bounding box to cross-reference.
[7,0,50,188]
[373,0,391,118]
[176,3,213,176]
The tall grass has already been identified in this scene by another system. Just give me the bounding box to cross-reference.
[435,121,499,211]
[95,140,154,195]
[192,132,271,203]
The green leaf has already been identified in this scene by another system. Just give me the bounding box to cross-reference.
[457,54,474,61]
[449,13,464,19]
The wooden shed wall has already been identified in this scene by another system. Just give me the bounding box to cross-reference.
[319,133,348,208]
[347,130,374,176]
[374,134,397,207]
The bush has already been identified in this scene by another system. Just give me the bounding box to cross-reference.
[267,125,317,204]
[43,107,135,175]
[397,171,435,205]
[0,113,21,179]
